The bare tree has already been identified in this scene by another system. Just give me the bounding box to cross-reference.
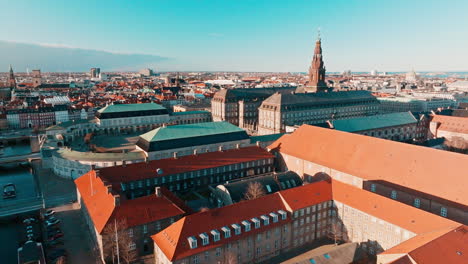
[223,251,238,264]
[327,221,344,245]
[102,219,137,264]
[244,181,266,200]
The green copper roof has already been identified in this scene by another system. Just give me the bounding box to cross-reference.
[250,133,286,143]
[332,112,417,132]
[140,121,246,142]
[171,111,210,116]
[97,103,166,114]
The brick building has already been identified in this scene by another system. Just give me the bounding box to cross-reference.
[152,180,463,264]
[95,146,275,198]
[428,114,468,145]
[268,125,468,225]
[75,170,190,262]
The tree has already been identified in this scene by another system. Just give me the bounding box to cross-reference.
[223,251,238,264]
[327,220,345,245]
[102,219,137,264]
[244,181,266,200]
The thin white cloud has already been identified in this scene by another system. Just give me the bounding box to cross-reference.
[0,39,161,56]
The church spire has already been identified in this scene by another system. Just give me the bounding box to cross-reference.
[307,29,328,93]
[8,64,16,89]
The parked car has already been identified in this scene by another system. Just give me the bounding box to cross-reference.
[3,183,16,199]
[47,240,64,246]
[48,233,64,240]
[44,210,55,217]
[22,218,36,224]
[47,229,63,237]
[47,216,58,222]
[26,225,33,230]
[46,219,60,227]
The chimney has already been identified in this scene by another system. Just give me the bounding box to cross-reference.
[106,184,112,194]
[145,156,149,163]
[193,149,198,156]
[122,160,126,167]
[94,169,100,178]
[256,141,260,147]
[236,143,240,149]
[173,152,178,159]
[218,145,223,152]
[155,187,162,197]
[114,194,120,206]
[326,120,334,129]
[91,164,96,171]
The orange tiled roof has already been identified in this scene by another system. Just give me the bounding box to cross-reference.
[380,225,467,264]
[431,114,468,134]
[75,171,187,233]
[268,125,468,206]
[75,171,115,233]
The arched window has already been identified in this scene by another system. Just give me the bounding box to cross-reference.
[413,198,420,208]
[440,207,448,217]
[391,190,397,200]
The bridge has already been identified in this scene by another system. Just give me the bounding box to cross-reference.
[0,152,41,164]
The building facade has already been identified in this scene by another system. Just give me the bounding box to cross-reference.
[269,125,468,225]
[257,91,380,135]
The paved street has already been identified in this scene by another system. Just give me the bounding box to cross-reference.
[33,160,77,208]
[52,203,100,264]
[0,221,21,264]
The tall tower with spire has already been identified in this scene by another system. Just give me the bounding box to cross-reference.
[306,30,328,93]
[8,65,17,89]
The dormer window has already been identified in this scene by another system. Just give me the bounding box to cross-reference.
[232,224,241,235]
[211,229,220,242]
[199,233,209,246]
[242,220,251,232]
[188,236,197,249]
[251,217,260,229]
[260,215,269,226]
[269,212,278,223]
[221,226,231,238]
[278,210,287,220]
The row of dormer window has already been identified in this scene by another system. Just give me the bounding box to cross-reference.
[187,210,287,249]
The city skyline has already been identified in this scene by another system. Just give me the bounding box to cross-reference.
[1,0,468,72]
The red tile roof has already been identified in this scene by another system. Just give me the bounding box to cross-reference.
[380,225,468,264]
[75,171,187,234]
[431,114,468,134]
[268,124,468,206]
[152,193,291,261]
[98,146,274,191]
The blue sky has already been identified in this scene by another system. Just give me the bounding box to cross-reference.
[1,0,467,72]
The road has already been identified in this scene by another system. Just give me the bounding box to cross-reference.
[0,153,41,164]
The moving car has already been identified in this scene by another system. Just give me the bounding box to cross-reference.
[46,219,60,227]
[3,183,16,199]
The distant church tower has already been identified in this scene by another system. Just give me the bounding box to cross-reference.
[8,65,17,89]
[306,30,328,93]
[32,69,42,87]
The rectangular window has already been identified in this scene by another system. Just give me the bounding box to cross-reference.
[232,224,241,235]
[200,233,209,245]
[188,236,198,249]
[221,226,231,238]
[278,210,287,220]
[216,248,221,257]
[211,229,220,242]
[261,215,270,226]
[270,212,278,223]
[252,218,260,229]
[242,220,251,232]
[143,225,148,234]
[128,228,133,237]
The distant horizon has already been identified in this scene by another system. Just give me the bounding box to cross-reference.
[1,0,467,72]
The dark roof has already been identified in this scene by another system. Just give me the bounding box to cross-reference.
[261,90,378,107]
[36,83,70,89]
[214,87,296,102]
[219,171,302,203]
